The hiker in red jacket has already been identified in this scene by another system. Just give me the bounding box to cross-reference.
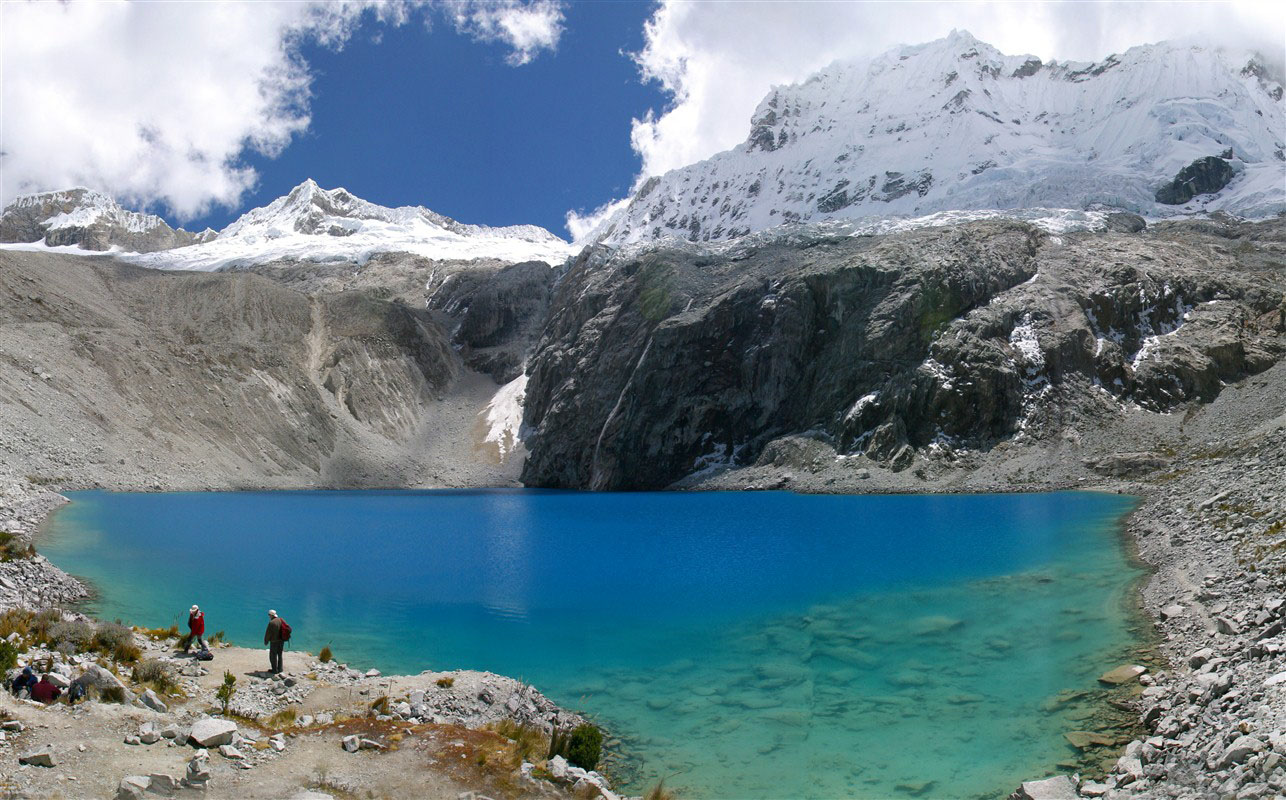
[31,674,61,704]
[184,604,207,653]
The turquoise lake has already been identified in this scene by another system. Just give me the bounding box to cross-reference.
[41,489,1141,799]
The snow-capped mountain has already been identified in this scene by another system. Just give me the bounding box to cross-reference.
[1,180,576,269]
[0,188,211,253]
[589,31,1286,245]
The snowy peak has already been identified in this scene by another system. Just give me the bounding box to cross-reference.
[0,187,200,252]
[1,181,576,271]
[592,33,1286,245]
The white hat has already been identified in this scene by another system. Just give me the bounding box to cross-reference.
[190,605,199,613]
[268,609,277,617]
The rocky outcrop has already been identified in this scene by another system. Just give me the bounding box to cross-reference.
[521,219,1285,489]
[427,260,559,382]
[1155,156,1237,205]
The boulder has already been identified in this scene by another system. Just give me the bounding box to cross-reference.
[1264,671,1286,687]
[140,688,168,713]
[116,776,150,800]
[548,754,569,779]
[18,745,56,767]
[1222,735,1266,767]
[147,773,181,794]
[189,718,238,748]
[342,734,361,753]
[139,722,161,745]
[1155,155,1236,205]
[1098,664,1146,685]
[1064,731,1115,750]
[1009,775,1078,800]
[46,672,71,690]
[217,744,245,760]
[1215,616,1240,635]
[1104,212,1147,233]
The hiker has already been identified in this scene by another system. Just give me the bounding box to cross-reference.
[264,609,290,674]
[30,673,61,704]
[184,604,207,653]
[10,666,36,697]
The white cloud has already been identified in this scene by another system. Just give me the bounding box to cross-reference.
[452,0,565,66]
[628,0,1286,182]
[565,196,631,244]
[0,0,564,220]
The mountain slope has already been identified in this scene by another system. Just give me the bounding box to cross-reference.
[0,188,212,253]
[0,180,577,269]
[591,31,1285,245]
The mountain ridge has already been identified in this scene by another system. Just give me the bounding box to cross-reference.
[0,180,576,269]
[588,31,1286,245]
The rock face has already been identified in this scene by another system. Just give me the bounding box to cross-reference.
[427,260,559,382]
[1155,155,1237,205]
[521,218,1286,489]
[0,188,208,252]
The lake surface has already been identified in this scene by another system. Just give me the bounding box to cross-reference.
[42,489,1141,798]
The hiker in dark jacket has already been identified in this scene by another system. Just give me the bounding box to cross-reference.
[31,674,61,704]
[10,666,36,697]
[184,604,207,653]
[264,609,285,674]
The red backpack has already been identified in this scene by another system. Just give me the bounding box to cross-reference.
[279,619,292,642]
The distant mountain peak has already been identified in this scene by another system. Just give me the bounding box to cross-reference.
[0,187,200,252]
[591,34,1285,245]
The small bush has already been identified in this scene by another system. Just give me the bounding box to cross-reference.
[0,531,35,561]
[0,640,18,673]
[49,620,94,651]
[435,676,454,688]
[139,624,179,641]
[565,724,602,771]
[644,781,675,800]
[216,671,236,714]
[0,609,33,640]
[211,630,225,645]
[266,707,297,729]
[31,609,63,643]
[319,645,333,663]
[369,695,390,715]
[92,622,133,652]
[113,642,142,664]
[132,659,175,693]
[98,685,126,704]
[491,719,544,764]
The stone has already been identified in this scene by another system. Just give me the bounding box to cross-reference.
[46,672,70,690]
[1155,155,1236,205]
[218,744,245,760]
[1216,616,1241,635]
[147,773,181,794]
[1223,735,1266,767]
[1064,731,1115,750]
[1098,664,1147,685]
[1079,782,1109,798]
[1009,775,1078,800]
[140,727,161,745]
[342,735,361,753]
[359,738,385,751]
[548,754,569,779]
[124,735,142,746]
[1159,604,1186,620]
[1114,755,1144,784]
[365,668,381,677]
[1190,648,1215,668]
[19,745,56,767]
[409,690,425,706]
[116,776,150,800]
[188,718,238,748]
[160,725,183,740]
[1263,672,1286,687]
[140,688,168,713]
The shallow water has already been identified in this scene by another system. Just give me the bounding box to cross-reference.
[42,489,1140,798]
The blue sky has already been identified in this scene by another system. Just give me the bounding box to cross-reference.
[186,2,666,236]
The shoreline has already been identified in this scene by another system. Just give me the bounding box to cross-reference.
[7,423,1285,799]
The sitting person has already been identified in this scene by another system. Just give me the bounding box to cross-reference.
[30,673,61,704]
[9,666,36,697]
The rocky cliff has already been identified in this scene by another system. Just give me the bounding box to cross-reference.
[520,217,1286,489]
[0,188,212,253]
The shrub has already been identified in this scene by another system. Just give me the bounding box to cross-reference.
[31,609,63,643]
[216,671,236,714]
[98,685,126,704]
[435,676,454,688]
[565,724,602,771]
[92,622,133,652]
[0,640,18,673]
[139,624,179,641]
[319,645,333,663]
[211,630,225,645]
[266,707,297,729]
[0,531,35,561]
[0,609,33,640]
[491,719,544,764]
[644,781,675,800]
[49,620,94,652]
[132,659,175,693]
[369,695,389,715]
